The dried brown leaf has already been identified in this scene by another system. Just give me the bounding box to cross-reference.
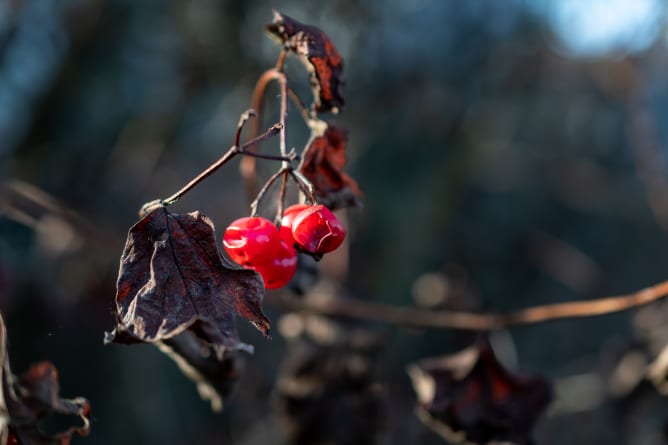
[0,314,90,445]
[157,331,241,412]
[105,207,270,355]
[266,10,345,114]
[407,339,552,445]
[274,315,385,445]
[299,123,363,210]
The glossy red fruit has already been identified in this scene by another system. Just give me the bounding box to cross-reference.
[292,204,346,254]
[279,204,311,246]
[222,217,280,266]
[253,240,298,289]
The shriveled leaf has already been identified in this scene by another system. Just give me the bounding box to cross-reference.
[407,339,552,445]
[274,313,386,445]
[0,314,90,445]
[266,10,345,114]
[105,207,270,356]
[299,122,363,210]
[156,331,242,412]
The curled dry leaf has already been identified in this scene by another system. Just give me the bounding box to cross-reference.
[407,339,552,445]
[266,10,345,114]
[274,314,386,445]
[299,122,363,210]
[0,314,91,445]
[105,207,270,356]
[156,331,241,412]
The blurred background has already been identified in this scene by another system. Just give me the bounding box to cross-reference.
[3,0,668,443]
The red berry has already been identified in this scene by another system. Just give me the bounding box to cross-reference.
[253,240,297,289]
[279,204,311,246]
[291,205,346,254]
[222,217,280,266]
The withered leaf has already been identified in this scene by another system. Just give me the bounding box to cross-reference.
[274,314,385,445]
[407,339,552,445]
[266,10,345,114]
[156,331,242,413]
[105,207,270,355]
[0,313,91,445]
[299,122,363,210]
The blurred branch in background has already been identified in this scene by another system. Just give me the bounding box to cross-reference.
[0,180,117,253]
[271,277,668,331]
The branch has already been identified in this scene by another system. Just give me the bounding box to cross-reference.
[286,86,313,124]
[278,70,288,160]
[140,123,283,216]
[250,167,288,217]
[271,279,668,331]
[240,69,284,202]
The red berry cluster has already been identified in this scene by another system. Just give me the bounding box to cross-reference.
[223,204,346,289]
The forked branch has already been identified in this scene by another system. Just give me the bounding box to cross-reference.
[139,123,284,217]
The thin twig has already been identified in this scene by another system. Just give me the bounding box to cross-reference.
[278,72,288,160]
[159,124,282,207]
[286,86,313,124]
[234,109,257,147]
[275,49,287,71]
[289,169,317,204]
[250,167,288,217]
[275,169,289,224]
[271,278,668,331]
[241,69,283,202]
[241,67,294,219]
[236,149,294,163]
